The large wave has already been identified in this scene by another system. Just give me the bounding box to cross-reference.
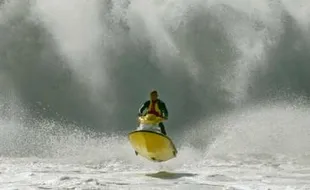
[0,0,309,158]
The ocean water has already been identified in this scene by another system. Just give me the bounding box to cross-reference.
[0,0,310,189]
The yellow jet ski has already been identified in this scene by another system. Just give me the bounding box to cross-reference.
[128,114,178,162]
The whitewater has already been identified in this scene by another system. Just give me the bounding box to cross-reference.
[1,0,310,189]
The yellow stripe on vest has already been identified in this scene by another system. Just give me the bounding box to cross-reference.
[148,101,161,115]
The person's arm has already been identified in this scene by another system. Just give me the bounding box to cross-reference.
[138,101,149,116]
[161,102,168,119]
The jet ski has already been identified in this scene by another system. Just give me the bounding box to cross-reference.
[128,114,178,162]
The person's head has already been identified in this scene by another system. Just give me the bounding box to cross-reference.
[150,90,158,101]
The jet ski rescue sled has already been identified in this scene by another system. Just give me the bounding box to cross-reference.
[128,114,178,162]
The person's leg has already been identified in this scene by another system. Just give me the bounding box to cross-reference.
[159,122,167,135]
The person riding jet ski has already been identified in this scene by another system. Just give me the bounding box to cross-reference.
[138,90,168,135]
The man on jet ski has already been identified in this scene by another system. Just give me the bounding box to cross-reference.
[138,90,168,135]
